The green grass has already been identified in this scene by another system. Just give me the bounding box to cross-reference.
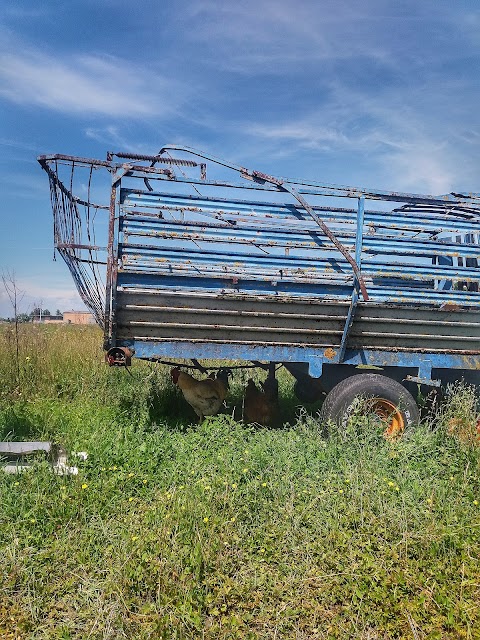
[0,325,480,639]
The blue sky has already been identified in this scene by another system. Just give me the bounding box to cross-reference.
[0,0,479,317]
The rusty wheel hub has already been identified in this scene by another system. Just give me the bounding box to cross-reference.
[368,398,405,438]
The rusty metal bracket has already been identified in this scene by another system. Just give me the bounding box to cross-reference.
[106,346,133,367]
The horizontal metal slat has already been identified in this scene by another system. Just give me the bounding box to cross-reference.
[121,190,480,234]
[121,220,480,262]
[117,311,343,334]
[120,251,480,286]
[120,303,346,322]
[116,305,480,335]
[116,272,480,307]
[116,289,480,320]
[123,206,479,240]
[127,320,342,336]
[116,271,355,299]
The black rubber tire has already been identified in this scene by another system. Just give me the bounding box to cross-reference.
[319,373,420,432]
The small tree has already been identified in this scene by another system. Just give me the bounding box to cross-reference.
[1,270,25,386]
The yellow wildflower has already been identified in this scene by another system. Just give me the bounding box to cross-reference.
[203,517,209,523]
[81,483,88,490]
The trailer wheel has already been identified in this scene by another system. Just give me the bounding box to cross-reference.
[320,373,419,437]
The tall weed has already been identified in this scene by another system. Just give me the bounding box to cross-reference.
[436,381,480,447]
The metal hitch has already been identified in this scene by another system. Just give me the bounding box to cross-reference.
[106,346,133,367]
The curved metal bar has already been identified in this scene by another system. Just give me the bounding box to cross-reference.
[157,145,369,300]
[156,145,480,211]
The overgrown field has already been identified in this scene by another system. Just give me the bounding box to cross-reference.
[1,324,480,639]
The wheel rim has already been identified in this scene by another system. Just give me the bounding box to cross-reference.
[369,398,405,438]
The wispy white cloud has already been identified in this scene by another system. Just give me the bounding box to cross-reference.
[244,79,479,194]
[248,121,358,151]
[0,137,39,152]
[0,46,186,118]
[85,126,128,146]
[180,0,424,73]
[179,0,480,96]
[386,142,453,195]
[0,171,49,198]
[84,126,157,155]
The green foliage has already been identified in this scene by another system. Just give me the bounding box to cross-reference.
[0,326,479,638]
[436,381,480,447]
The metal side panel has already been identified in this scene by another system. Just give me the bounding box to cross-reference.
[114,183,480,365]
[117,187,480,308]
[113,289,480,354]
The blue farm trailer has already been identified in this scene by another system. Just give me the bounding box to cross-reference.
[38,146,480,434]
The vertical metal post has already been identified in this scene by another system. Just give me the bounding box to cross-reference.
[355,196,365,267]
[104,175,118,349]
[337,196,366,362]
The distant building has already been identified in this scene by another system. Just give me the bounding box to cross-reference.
[44,316,64,324]
[63,310,96,325]
[32,315,63,324]
[30,310,96,325]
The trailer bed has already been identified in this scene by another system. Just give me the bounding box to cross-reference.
[38,146,480,384]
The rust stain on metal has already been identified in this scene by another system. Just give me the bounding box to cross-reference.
[324,347,337,360]
[440,303,461,312]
